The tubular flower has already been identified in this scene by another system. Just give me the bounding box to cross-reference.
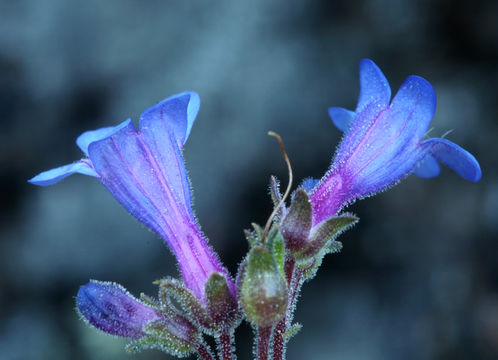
[29,92,236,305]
[309,59,481,226]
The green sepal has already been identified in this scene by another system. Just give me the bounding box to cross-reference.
[139,293,160,309]
[269,175,285,221]
[244,229,258,247]
[325,240,343,254]
[252,222,264,241]
[240,246,288,327]
[298,252,325,281]
[145,319,197,348]
[266,226,285,279]
[205,272,239,330]
[296,213,358,260]
[281,188,312,252]
[284,322,302,341]
[154,278,212,330]
[125,333,193,357]
[244,222,264,247]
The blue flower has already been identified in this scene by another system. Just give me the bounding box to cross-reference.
[29,92,236,306]
[309,59,481,225]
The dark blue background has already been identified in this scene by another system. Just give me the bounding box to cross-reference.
[1,1,497,359]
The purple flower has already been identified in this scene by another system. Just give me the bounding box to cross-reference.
[29,92,235,305]
[309,59,481,226]
[77,280,161,338]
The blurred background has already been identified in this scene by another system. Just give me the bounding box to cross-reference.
[0,0,497,359]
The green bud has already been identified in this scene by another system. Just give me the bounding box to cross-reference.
[240,246,288,327]
[205,272,239,330]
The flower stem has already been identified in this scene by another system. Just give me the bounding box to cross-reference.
[257,326,272,360]
[272,319,286,360]
[217,330,236,360]
[272,257,300,360]
[197,342,215,360]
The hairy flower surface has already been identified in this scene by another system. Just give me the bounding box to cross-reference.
[77,280,161,338]
[309,59,481,225]
[29,92,235,305]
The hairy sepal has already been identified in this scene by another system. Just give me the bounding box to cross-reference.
[125,333,193,357]
[267,227,286,280]
[205,272,240,331]
[269,175,286,220]
[280,188,312,252]
[295,213,358,260]
[155,278,213,331]
[124,306,200,357]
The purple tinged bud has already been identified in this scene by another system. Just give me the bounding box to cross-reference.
[281,189,312,252]
[77,280,161,338]
[280,189,357,258]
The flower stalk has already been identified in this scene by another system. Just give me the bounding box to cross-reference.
[216,330,236,360]
[29,59,481,360]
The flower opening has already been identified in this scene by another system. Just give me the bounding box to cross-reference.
[29,92,236,305]
[309,59,481,226]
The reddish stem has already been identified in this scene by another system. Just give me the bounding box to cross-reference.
[272,257,297,360]
[272,319,286,360]
[257,326,272,360]
[217,330,235,360]
[197,342,215,360]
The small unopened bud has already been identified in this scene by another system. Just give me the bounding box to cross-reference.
[281,188,312,252]
[205,272,239,330]
[239,246,288,327]
[77,280,161,338]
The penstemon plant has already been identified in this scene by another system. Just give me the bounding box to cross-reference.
[29,59,481,360]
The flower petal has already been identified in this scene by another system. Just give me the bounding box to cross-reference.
[328,107,354,132]
[139,91,200,149]
[76,119,133,156]
[341,75,437,191]
[332,99,388,166]
[356,59,391,112]
[420,138,482,182]
[388,75,436,141]
[28,159,97,186]
[311,74,438,223]
[87,120,180,245]
[87,104,231,304]
[139,94,197,213]
[300,177,320,193]
[413,155,440,178]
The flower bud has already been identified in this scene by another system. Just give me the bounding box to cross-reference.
[205,272,240,330]
[280,188,312,252]
[239,246,288,327]
[77,280,161,338]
